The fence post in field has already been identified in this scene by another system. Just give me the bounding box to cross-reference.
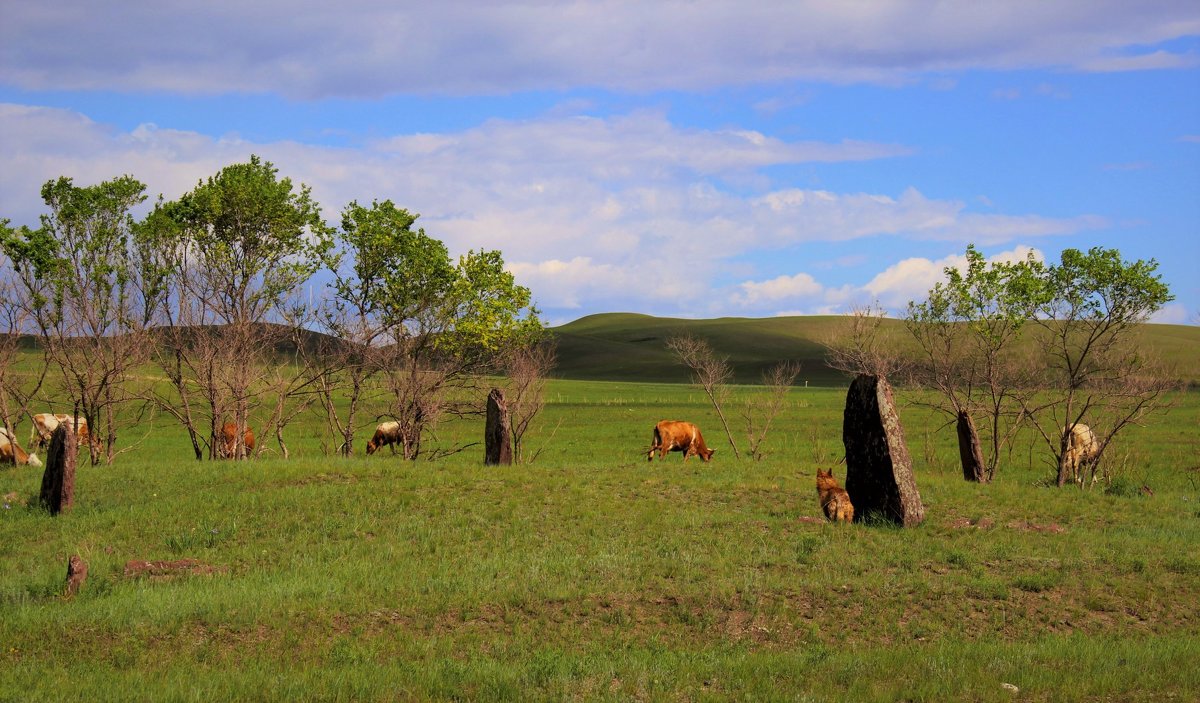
[485,388,513,466]
[39,425,77,515]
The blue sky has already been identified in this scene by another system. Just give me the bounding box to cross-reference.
[2,2,1197,325]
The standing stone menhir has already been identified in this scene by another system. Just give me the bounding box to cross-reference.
[39,424,77,516]
[842,374,925,527]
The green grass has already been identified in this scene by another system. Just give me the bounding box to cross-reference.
[2,381,1199,701]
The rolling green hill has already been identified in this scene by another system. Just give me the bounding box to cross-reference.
[549,312,1200,386]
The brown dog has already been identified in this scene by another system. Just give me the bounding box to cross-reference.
[816,468,854,523]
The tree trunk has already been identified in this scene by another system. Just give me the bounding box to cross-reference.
[1056,454,1071,487]
[956,411,988,483]
[485,388,512,466]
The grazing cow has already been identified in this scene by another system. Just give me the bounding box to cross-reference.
[30,413,92,453]
[366,421,402,455]
[217,422,256,459]
[0,427,42,467]
[647,420,716,462]
[1063,422,1102,485]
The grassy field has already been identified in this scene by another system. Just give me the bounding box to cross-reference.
[2,380,1199,701]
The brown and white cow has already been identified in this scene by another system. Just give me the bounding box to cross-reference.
[1,427,42,467]
[217,422,256,459]
[1063,422,1102,485]
[647,420,716,462]
[366,421,402,455]
[30,413,92,453]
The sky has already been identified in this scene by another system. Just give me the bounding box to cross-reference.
[2,1,1198,326]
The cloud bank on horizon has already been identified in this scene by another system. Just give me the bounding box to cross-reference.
[2,1,1197,324]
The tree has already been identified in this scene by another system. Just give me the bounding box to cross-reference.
[0,220,51,448]
[741,361,801,461]
[905,246,1041,483]
[666,334,741,459]
[1026,247,1175,487]
[822,303,906,380]
[502,340,557,463]
[2,176,150,464]
[322,201,543,460]
[313,201,431,456]
[144,156,331,460]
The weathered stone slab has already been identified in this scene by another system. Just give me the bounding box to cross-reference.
[842,374,925,527]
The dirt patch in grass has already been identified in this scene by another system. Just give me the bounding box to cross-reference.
[124,558,227,581]
[1005,519,1066,534]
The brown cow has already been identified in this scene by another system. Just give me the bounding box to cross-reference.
[647,420,715,462]
[30,413,93,453]
[0,427,42,467]
[217,422,256,459]
[366,421,401,455]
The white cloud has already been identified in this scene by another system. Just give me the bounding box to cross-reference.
[1150,304,1190,325]
[0,104,1095,320]
[861,245,1045,309]
[727,245,1048,317]
[1080,50,1200,73]
[1,2,1197,97]
[734,273,824,306]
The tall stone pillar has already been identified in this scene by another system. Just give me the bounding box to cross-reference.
[39,425,77,515]
[843,374,925,527]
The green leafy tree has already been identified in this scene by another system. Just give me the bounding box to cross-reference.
[145,156,332,459]
[1028,247,1175,487]
[322,200,543,459]
[906,246,1041,482]
[2,176,149,464]
[313,200,443,455]
[0,220,52,452]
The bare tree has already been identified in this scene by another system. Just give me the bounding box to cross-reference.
[666,334,741,459]
[741,360,801,461]
[257,323,325,459]
[503,340,557,463]
[822,304,907,380]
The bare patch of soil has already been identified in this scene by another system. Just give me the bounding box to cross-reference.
[1006,520,1066,534]
[124,558,227,581]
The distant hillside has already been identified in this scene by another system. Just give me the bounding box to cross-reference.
[549,313,850,386]
[549,312,1200,387]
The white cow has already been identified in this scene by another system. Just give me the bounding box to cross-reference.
[30,413,93,453]
[1,427,42,467]
[1063,423,1102,485]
